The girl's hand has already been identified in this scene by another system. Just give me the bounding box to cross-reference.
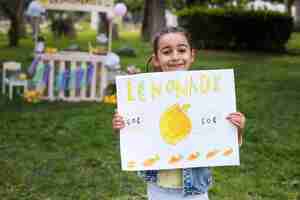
[226,112,246,130]
[226,112,246,146]
[112,112,125,131]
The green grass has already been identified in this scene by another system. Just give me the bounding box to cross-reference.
[0,29,300,200]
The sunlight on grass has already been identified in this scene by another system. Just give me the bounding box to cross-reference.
[288,32,300,50]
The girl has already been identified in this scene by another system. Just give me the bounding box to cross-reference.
[112,26,246,200]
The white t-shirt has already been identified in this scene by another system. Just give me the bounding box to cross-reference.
[147,183,209,200]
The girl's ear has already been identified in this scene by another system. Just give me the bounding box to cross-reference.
[152,54,162,72]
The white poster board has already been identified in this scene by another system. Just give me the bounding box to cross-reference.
[116,69,240,171]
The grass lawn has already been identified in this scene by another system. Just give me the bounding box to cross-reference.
[0,28,299,200]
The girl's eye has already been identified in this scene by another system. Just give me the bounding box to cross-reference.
[161,49,172,55]
[178,48,187,53]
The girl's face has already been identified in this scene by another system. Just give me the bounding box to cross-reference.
[153,32,196,72]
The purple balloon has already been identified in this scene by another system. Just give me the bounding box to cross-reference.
[75,67,84,89]
[114,3,127,17]
[87,64,94,85]
[42,63,50,84]
[28,56,41,75]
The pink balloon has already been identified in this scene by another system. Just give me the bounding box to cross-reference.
[114,3,127,17]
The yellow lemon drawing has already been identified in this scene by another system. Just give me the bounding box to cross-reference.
[160,103,192,145]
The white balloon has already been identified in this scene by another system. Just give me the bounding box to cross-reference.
[26,1,45,17]
[114,3,127,17]
[106,12,114,21]
[97,33,108,44]
[104,52,120,70]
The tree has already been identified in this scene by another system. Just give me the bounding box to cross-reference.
[295,0,300,30]
[142,0,166,41]
[284,0,294,15]
[0,0,28,46]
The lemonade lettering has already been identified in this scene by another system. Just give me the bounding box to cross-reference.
[126,73,222,102]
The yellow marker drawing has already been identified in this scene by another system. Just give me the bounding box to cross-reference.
[160,103,192,145]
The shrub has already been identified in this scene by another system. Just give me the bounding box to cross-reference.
[177,7,294,51]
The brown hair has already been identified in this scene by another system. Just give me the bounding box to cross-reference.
[146,26,193,72]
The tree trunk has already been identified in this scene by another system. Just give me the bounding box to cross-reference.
[65,15,76,38]
[19,18,27,38]
[112,23,119,40]
[285,0,293,16]
[4,0,25,47]
[295,0,300,30]
[9,16,20,46]
[98,13,119,40]
[142,0,166,41]
[98,12,109,34]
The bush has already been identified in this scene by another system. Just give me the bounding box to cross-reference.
[177,7,294,51]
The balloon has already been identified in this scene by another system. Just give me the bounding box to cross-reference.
[97,34,108,44]
[114,3,127,17]
[104,52,120,70]
[106,11,114,21]
[26,1,45,17]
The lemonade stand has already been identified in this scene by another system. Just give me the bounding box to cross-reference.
[27,0,126,102]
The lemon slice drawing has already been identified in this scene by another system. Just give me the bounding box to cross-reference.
[127,160,136,169]
[206,149,220,160]
[168,154,182,164]
[160,103,192,145]
[187,152,200,161]
[222,147,233,156]
[143,154,160,167]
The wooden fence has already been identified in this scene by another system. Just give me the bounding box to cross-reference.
[38,51,108,102]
